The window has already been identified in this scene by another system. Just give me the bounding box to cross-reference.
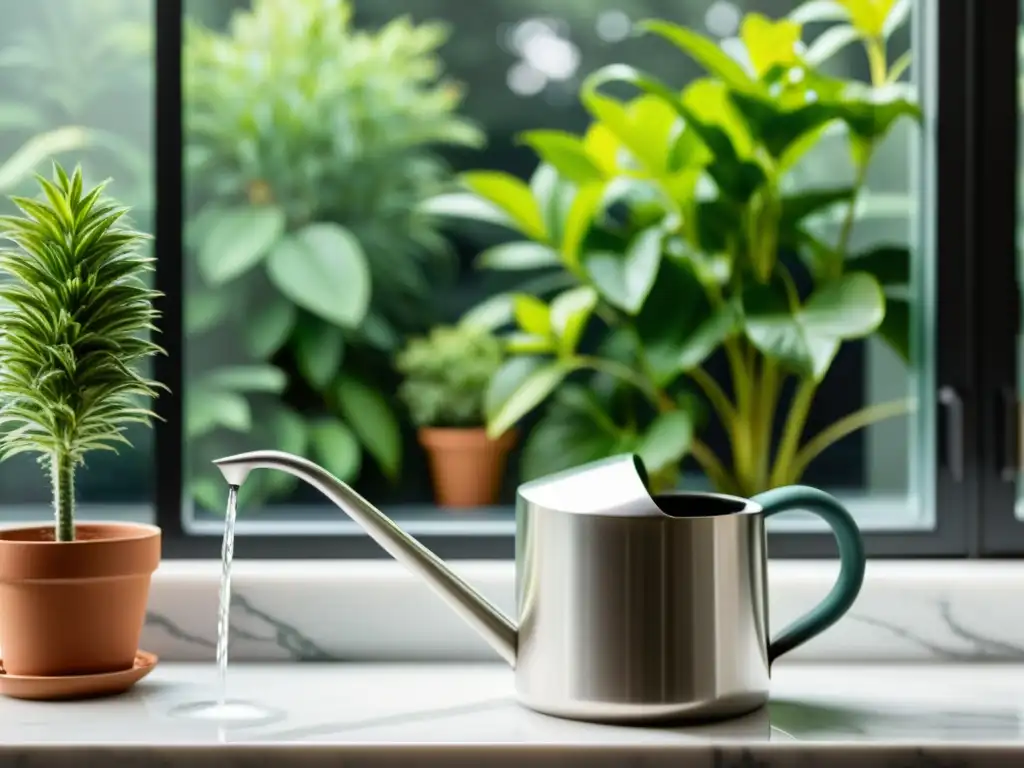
[0,0,155,523]
[2,0,1017,560]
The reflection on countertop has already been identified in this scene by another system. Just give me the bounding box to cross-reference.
[0,662,1023,766]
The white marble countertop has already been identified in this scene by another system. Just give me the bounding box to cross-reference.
[1,662,1023,766]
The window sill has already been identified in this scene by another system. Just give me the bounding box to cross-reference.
[142,560,1024,663]
[0,662,1021,764]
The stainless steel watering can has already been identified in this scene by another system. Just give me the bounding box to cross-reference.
[213,451,865,724]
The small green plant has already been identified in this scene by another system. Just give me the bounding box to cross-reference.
[427,0,918,494]
[0,164,162,541]
[396,325,504,429]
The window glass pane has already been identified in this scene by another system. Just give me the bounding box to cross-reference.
[0,0,155,523]
[182,0,933,535]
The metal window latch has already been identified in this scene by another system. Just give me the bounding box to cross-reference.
[997,386,1019,482]
[938,386,964,482]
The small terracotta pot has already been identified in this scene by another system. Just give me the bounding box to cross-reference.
[0,523,161,677]
[419,428,516,508]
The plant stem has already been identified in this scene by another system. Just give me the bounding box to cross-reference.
[753,359,780,489]
[769,378,817,488]
[790,398,914,481]
[690,366,736,425]
[690,439,737,495]
[52,451,75,542]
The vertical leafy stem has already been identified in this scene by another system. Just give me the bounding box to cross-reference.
[53,451,75,543]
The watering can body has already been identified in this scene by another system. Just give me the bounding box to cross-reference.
[214,451,865,724]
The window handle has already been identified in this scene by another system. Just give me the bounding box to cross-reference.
[998,387,1019,482]
[938,386,964,482]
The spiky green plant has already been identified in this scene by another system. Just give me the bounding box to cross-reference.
[0,164,163,541]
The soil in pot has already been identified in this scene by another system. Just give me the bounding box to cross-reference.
[0,523,161,677]
[419,427,516,508]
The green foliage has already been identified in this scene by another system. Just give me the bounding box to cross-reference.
[396,326,505,429]
[429,0,917,495]
[183,0,481,509]
[0,164,163,540]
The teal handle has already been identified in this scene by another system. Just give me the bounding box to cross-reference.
[752,485,866,665]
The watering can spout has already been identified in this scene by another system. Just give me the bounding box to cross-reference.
[212,450,518,666]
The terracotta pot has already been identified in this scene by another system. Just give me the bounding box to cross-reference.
[419,428,516,508]
[0,523,161,677]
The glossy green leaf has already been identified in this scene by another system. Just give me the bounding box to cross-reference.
[561,183,606,270]
[678,304,740,370]
[461,293,516,331]
[846,245,910,286]
[519,130,604,183]
[461,171,547,241]
[186,389,251,437]
[583,227,662,314]
[513,294,551,336]
[266,223,371,329]
[727,91,838,160]
[245,298,296,358]
[830,83,922,140]
[476,242,560,271]
[520,392,621,481]
[550,286,598,356]
[789,0,850,24]
[780,187,856,231]
[743,272,885,379]
[293,319,345,391]
[837,0,898,37]
[199,206,284,285]
[335,377,402,480]
[202,365,287,394]
[639,19,754,91]
[505,333,556,353]
[805,24,861,66]
[740,13,802,77]
[638,410,694,473]
[878,297,910,363]
[485,358,575,438]
[883,0,912,37]
[309,419,361,483]
[419,192,516,229]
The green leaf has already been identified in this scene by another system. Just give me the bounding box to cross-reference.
[780,187,856,231]
[186,389,251,437]
[202,365,287,394]
[830,83,922,140]
[846,245,910,286]
[678,304,739,371]
[520,391,621,481]
[485,359,575,438]
[245,298,296,358]
[461,171,546,241]
[639,19,754,91]
[476,242,560,271]
[883,0,912,37]
[519,130,604,183]
[187,289,232,335]
[805,24,862,66]
[513,294,551,336]
[743,272,885,380]
[419,192,516,229]
[293,319,344,391]
[335,377,402,480]
[583,227,662,314]
[638,410,694,473]
[837,0,898,37]
[505,333,555,353]
[740,13,803,77]
[878,297,910,363]
[199,206,285,285]
[561,183,606,270]
[309,419,361,483]
[0,126,91,193]
[461,293,516,331]
[266,406,307,456]
[790,0,850,24]
[727,91,838,160]
[267,223,371,329]
[550,286,598,356]
[635,258,714,386]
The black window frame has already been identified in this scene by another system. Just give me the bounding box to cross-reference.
[154,0,1013,560]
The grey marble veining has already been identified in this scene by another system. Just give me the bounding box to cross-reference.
[135,561,1024,663]
[0,663,1023,766]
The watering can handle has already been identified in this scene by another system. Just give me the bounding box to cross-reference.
[752,485,866,665]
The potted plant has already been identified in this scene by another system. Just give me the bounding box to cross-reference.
[425,0,918,496]
[396,324,512,507]
[0,164,164,679]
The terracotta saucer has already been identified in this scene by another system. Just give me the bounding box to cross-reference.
[0,651,158,701]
